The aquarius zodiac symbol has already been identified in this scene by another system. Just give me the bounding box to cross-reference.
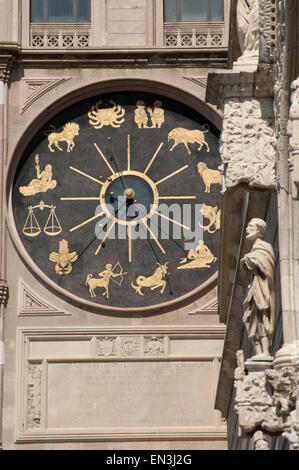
[168,126,210,155]
[85,262,126,299]
[88,100,125,129]
[131,263,169,296]
[19,154,57,196]
[178,240,217,269]
[22,200,62,238]
[49,239,78,275]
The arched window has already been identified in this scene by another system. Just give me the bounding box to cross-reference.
[164,0,224,23]
[31,0,91,23]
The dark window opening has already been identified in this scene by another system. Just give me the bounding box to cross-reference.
[31,0,91,23]
[164,0,224,22]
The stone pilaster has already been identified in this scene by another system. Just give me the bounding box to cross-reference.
[0,53,13,449]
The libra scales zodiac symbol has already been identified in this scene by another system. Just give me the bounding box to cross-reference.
[22,200,62,237]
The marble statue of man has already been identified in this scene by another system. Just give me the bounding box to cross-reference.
[241,218,275,359]
[236,0,259,58]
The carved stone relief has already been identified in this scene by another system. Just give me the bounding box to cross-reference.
[220,97,277,190]
[18,280,65,316]
[234,351,297,437]
[27,363,42,429]
[96,335,167,358]
[287,78,299,191]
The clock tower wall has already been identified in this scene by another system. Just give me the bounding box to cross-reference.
[3,68,227,450]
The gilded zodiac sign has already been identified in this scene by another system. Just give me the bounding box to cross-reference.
[85,262,126,299]
[49,239,78,275]
[88,100,125,129]
[168,126,210,155]
[199,203,221,233]
[22,200,62,237]
[134,99,165,129]
[19,154,57,196]
[148,100,164,128]
[131,263,169,296]
[46,122,80,152]
[178,240,216,269]
[197,162,221,193]
[135,100,149,128]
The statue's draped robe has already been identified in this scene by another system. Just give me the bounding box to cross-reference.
[243,238,275,343]
[237,0,259,56]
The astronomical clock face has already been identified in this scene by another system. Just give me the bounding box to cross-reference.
[12,92,221,312]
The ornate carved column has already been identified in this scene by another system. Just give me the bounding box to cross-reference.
[205,0,280,449]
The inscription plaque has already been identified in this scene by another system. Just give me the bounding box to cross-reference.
[47,361,218,428]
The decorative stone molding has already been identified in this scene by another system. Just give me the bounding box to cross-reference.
[234,350,296,436]
[18,280,66,316]
[287,78,299,189]
[274,344,299,449]
[0,280,9,307]
[30,23,91,48]
[164,22,225,48]
[0,54,14,84]
[22,77,71,113]
[183,76,207,90]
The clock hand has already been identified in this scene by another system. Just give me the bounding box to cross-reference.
[107,137,126,191]
[135,204,189,258]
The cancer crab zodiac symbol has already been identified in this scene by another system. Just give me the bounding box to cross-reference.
[88,100,125,129]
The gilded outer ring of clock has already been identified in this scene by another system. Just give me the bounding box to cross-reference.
[99,170,159,226]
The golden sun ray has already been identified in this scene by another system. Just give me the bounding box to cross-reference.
[142,220,166,254]
[144,142,163,175]
[158,196,196,200]
[95,220,116,255]
[128,224,132,263]
[93,142,115,175]
[69,166,104,185]
[60,197,100,201]
[127,134,131,171]
[155,165,189,186]
[69,212,104,233]
[153,210,190,231]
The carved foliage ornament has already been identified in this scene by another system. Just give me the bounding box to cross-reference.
[220,98,277,189]
[234,351,297,435]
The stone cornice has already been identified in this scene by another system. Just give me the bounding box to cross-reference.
[17,47,228,68]
[206,66,274,109]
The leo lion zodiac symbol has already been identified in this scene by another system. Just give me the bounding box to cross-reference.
[45,122,80,153]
